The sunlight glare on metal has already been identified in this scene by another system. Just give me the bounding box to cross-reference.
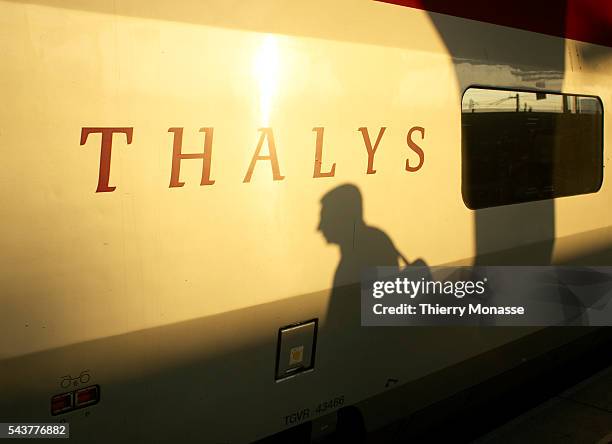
[253,34,280,127]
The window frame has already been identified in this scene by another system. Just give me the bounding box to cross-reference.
[460,85,604,210]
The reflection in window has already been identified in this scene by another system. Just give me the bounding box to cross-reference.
[462,87,603,209]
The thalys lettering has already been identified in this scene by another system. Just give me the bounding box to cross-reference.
[79,126,426,193]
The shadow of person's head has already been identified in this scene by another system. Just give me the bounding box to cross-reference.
[317,183,363,246]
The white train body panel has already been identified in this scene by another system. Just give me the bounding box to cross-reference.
[1,1,611,442]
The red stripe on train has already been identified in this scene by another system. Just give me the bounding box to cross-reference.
[377,0,612,48]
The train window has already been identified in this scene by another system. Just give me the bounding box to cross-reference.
[461,87,603,209]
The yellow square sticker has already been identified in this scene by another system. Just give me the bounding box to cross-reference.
[289,345,304,365]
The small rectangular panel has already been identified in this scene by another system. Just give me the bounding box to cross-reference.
[276,320,318,380]
[51,385,100,415]
[50,393,73,416]
[75,385,100,407]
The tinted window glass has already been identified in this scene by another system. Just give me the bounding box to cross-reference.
[462,87,603,209]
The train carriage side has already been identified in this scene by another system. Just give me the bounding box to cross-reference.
[1,1,611,442]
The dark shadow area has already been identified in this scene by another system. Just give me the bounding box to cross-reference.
[315,184,426,431]
[318,184,408,290]
[317,182,432,330]
[318,183,405,340]
[415,4,561,331]
[400,1,570,269]
[3,243,612,442]
[365,326,612,444]
[384,1,611,436]
[462,88,604,329]
[405,0,606,265]
[462,95,603,209]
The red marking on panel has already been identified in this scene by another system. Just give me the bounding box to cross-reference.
[377,0,612,48]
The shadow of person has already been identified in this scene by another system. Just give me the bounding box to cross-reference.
[316,183,413,442]
[318,184,405,291]
[318,183,431,337]
[316,185,435,443]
